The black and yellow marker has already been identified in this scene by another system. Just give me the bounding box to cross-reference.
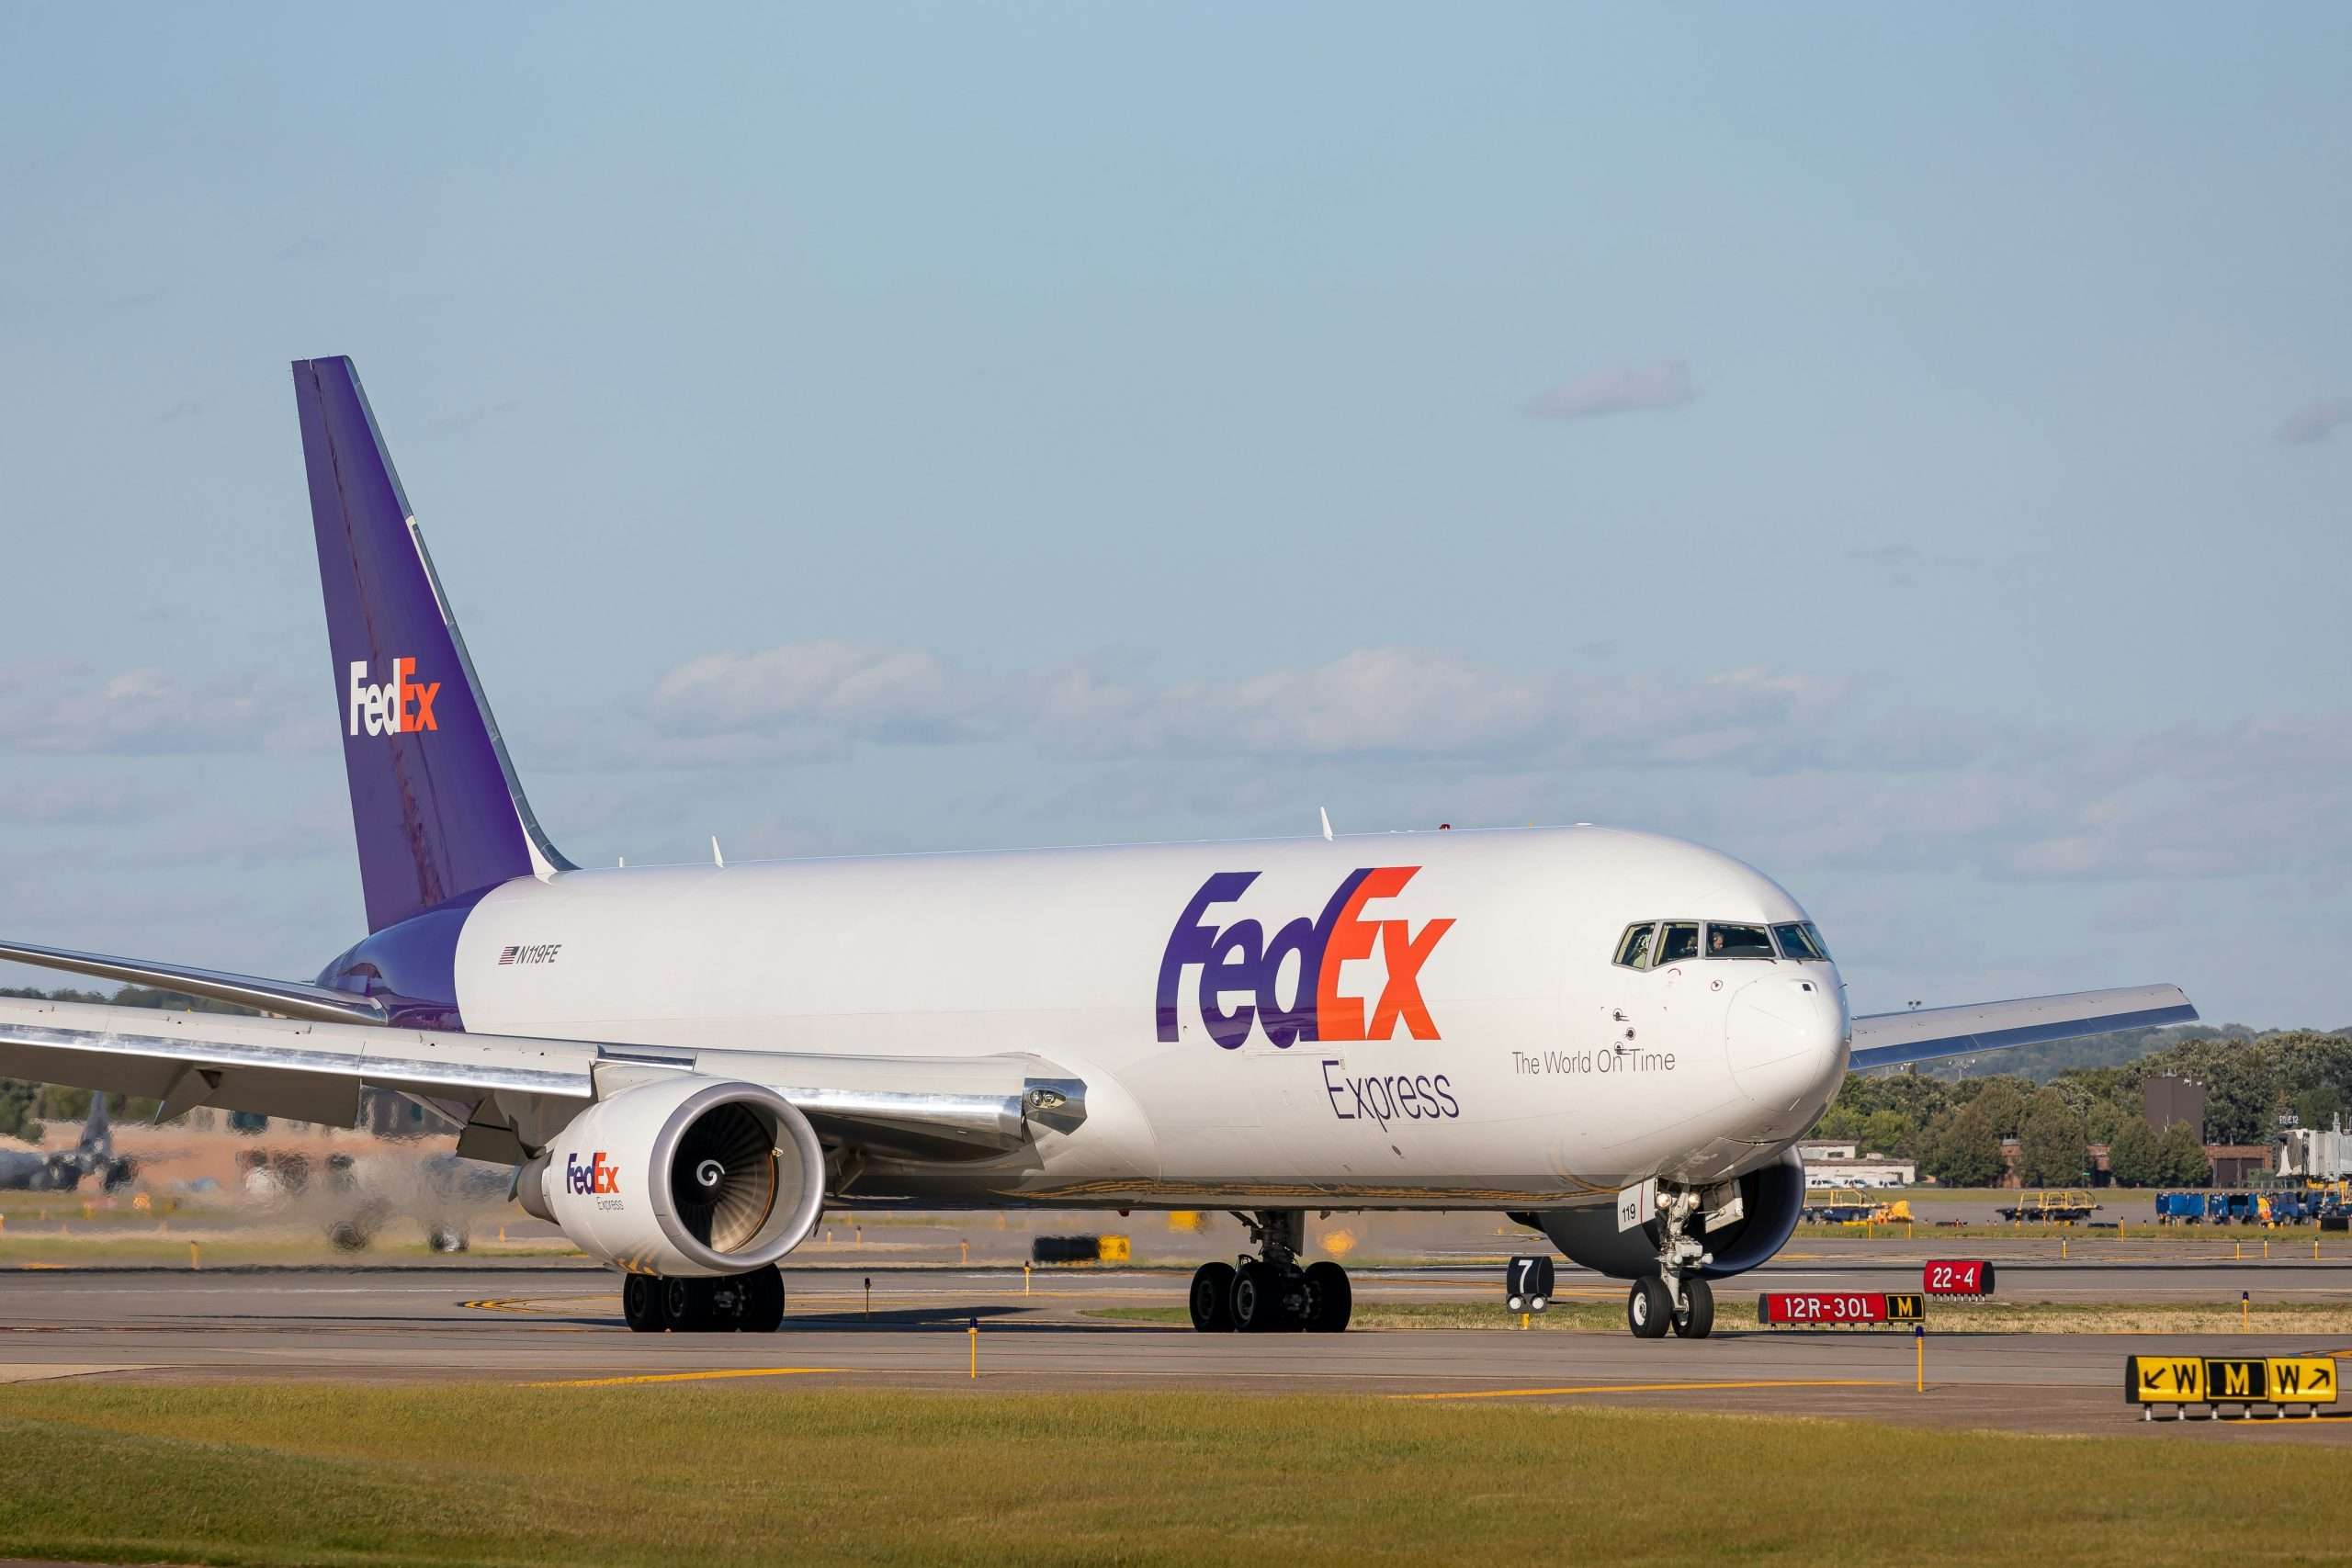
[2126,1355,2339,1419]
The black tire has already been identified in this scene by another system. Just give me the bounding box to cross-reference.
[1189,1262,1238,1332]
[1303,1261,1351,1333]
[1671,1277,1714,1338]
[740,1266,786,1333]
[1627,1278,1670,1338]
[622,1272,667,1333]
[1230,1259,1291,1333]
[662,1275,711,1333]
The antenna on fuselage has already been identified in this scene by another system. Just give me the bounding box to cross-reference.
[1318,807,1334,842]
[711,837,727,869]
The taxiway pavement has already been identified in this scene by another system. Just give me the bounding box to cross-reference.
[2,1262,2346,1441]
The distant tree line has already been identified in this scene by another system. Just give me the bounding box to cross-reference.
[1814,1026,2352,1188]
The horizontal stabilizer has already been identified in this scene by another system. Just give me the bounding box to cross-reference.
[0,938,387,1024]
[1847,984,2197,1072]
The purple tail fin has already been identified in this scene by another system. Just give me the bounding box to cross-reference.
[292,357,571,933]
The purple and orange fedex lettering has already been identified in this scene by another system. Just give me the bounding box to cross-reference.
[345,657,440,738]
[1156,867,1454,1050]
[564,1151,622,1196]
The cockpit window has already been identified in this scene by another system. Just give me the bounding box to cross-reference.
[1613,922,1657,970]
[1772,922,1829,961]
[1657,922,1701,964]
[1706,923,1775,959]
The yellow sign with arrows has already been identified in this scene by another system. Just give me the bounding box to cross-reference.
[2126,1357,2205,1403]
[2263,1358,2338,1403]
[2125,1355,2338,1406]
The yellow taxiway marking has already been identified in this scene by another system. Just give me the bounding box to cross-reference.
[1390,1378,1902,1402]
[526,1367,848,1389]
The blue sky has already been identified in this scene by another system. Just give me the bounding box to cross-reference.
[2,6,2346,1025]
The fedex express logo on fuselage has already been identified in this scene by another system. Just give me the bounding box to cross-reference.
[345,658,440,737]
[1156,867,1453,1050]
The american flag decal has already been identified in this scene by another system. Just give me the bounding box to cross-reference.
[498,945,519,965]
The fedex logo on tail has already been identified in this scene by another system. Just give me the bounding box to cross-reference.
[1157,867,1454,1050]
[346,658,440,737]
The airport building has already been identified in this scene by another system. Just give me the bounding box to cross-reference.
[1795,1143,1917,1187]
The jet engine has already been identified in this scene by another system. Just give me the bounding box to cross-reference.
[1521,1147,1806,1280]
[519,1077,826,1277]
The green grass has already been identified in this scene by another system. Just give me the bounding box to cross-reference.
[1091,1299,2352,1334]
[2,1383,2349,1567]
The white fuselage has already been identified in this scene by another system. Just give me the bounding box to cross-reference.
[452,825,1850,1211]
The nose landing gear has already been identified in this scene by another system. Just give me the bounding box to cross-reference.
[1186,1211,1352,1333]
[1626,1186,1716,1338]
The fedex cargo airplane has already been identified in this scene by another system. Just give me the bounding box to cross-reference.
[0,358,2196,1338]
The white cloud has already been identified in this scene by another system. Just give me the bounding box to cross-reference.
[650,642,969,743]
[1522,360,1701,422]
[2277,397,2352,446]
[640,640,1858,773]
[570,640,2352,897]
[0,663,306,755]
[0,779,162,825]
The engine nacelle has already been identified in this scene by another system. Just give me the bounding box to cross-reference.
[1523,1147,1807,1280]
[518,1077,826,1277]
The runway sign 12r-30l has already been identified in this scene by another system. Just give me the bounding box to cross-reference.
[1757,1292,1926,1326]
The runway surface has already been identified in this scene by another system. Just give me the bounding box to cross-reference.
[3,1260,2346,1440]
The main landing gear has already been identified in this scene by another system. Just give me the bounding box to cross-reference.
[621,1264,786,1333]
[1627,1186,1715,1339]
[1188,1210,1352,1334]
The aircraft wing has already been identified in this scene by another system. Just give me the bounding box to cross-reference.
[0,937,387,1024]
[1846,984,2197,1071]
[0,995,1077,1165]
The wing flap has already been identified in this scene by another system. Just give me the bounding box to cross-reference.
[0,996,1073,1161]
[1847,984,2197,1071]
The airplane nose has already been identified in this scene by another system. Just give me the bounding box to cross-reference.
[1725,974,1848,1112]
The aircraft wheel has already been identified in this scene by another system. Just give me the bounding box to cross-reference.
[1671,1277,1714,1338]
[1189,1262,1238,1332]
[1303,1260,1352,1333]
[622,1272,668,1333]
[1230,1259,1289,1333]
[740,1266,786,1333]
[662,1275,712,1333]
[1627,1278,1671,1338]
